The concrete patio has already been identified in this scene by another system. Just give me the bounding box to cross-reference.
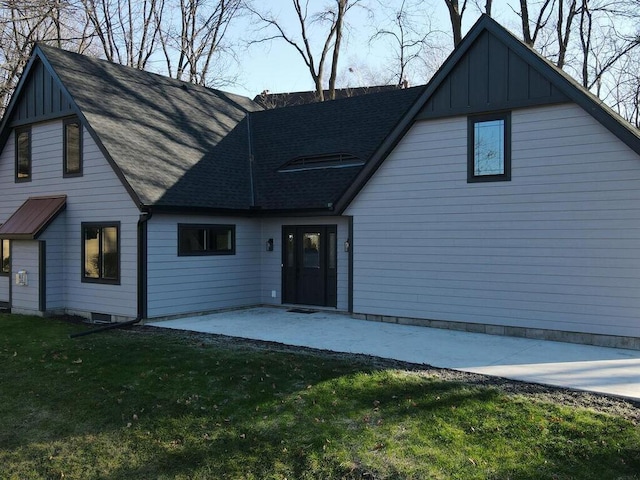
[147,307,640,402]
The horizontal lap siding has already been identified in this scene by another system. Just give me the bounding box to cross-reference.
[146,215,261,318]
[346,103,640,337]
[0,121,139,317]
[0,277,7,303]
[9,241,39,313]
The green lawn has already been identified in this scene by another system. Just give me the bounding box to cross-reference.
[1,314,639,480]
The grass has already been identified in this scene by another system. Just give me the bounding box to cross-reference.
[1,314,639,480]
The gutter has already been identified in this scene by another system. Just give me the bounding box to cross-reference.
[70,210,152,338]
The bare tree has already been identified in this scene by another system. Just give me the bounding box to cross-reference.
[518,0,554,47]
[442,0,468,47]
[0,0,90,111]
[81,0,164,69]
[370,0,444,86]
[248,0,362,101]
[156,0,242,85]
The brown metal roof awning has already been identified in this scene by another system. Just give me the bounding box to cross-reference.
[0,195,67,240]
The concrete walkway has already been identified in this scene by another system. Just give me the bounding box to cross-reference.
[147,307,640,402]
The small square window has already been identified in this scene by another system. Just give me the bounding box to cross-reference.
[178,224,235,256]
[82,223,120,284]
[15,126,31,182]
[468,113,511,183]
[0,239,10,275]
[64,118,82,176]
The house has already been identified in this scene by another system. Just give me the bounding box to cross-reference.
[1,15,640,349]
[253,85,401,109]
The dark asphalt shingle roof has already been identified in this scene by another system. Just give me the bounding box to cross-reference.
[39,45,261,208]
[250,86,426,210]
[34,45,425,212]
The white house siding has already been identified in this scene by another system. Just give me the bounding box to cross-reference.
[345,103,640,338]
[146,215,262,318]
[259,216,351,311]
[0,121,140,318]
[10,240,40,315]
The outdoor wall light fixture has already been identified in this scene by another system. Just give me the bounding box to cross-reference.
[344,239,350,252]
[266,238,274,251]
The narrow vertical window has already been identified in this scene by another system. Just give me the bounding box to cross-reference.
[15,126,31,182]
[64,118,82,176]
[82,223,120,284]
[0,239,9,275]
[468,113,511,183]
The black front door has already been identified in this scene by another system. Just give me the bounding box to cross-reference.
[282,225,337,307]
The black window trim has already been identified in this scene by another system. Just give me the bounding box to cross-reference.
[81,222,121,285]
[15,125,31,183]
[177,223,236,256]
[63,116,83,177]
[467,112,511,183]
[0,238,9,276]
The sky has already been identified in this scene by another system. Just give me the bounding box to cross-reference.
[222,1,519,98]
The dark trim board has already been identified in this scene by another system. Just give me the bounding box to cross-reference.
[347,216,353,313]
[38,241,46,312]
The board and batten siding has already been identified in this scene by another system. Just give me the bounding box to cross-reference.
[0,120,140,318]
[345,103,640,338]
[146,215,262,318]
[259,216,350,310]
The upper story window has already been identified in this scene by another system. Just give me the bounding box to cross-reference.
[82,223,120,284]
[15,126,31,182]
[467,113,511,183]
[0,239,9,275]
[178,224,235,256]
[64,118,82,177]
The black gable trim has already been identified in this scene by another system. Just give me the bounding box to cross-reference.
[336,14,640,214]
[9,57,75,127]
[417,29,569,120]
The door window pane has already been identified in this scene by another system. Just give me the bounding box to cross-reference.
[303,233,320,268]
[328,232,336,269]
[286,233,295,267]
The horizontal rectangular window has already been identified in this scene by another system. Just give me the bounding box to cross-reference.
[178,224,235,256]
[1,239,9,275]
[468,112,511,183]
[82,223,120,284]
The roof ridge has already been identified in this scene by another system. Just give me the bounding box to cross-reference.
[35,43,256,105]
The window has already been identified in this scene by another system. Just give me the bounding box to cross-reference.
[15,126,31,182]
[82,223,120,284]
[468,113,511,183]
[178,224,235,256]
[0,239,9,275]
[64,118,82,176]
